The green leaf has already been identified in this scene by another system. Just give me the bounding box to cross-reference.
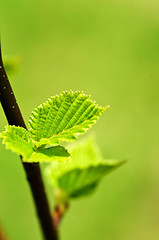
[0,126,70,163]
[27,146,70,163]
[28,91,108,147]
[57,162,124,198]
[0,125,34,161]
[46,137,126,199]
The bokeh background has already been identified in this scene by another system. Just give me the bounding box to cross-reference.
[0,0,159,239]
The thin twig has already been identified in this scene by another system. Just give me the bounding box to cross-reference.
[0,43,58,240]
[53,203,69,229]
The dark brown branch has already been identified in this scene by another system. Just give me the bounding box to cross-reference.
[0,43,58,240]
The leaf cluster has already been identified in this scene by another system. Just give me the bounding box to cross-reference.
[0,90,126,202]
[0,91,107,163]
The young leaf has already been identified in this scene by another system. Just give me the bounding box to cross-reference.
[27,146,70,163]
[28,91,108,147]
[55,160,125,199]
[0,126,70,163]
[46,137,126,199]
[0,125,33,161]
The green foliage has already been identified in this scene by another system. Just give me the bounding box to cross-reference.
[0,126,33,161]
[0,91,106,163]
[0,126,70,163]
[46,137,126,201]
[28,146,70,163]
[28,91,108,147]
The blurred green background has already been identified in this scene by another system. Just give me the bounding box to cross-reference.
[0,0,159,239]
